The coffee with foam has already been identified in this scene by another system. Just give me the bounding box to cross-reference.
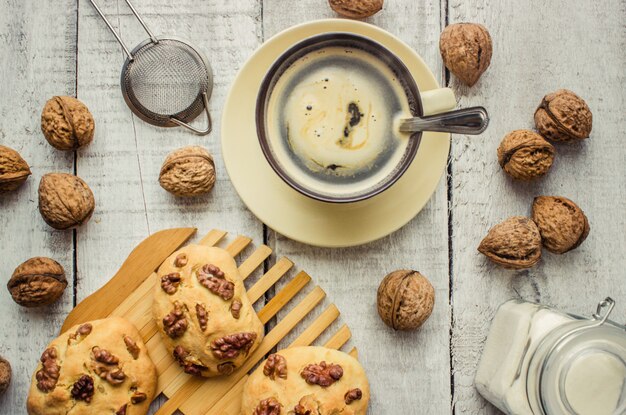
[266,46,413,199]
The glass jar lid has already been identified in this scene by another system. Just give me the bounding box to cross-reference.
[537,298,626,415]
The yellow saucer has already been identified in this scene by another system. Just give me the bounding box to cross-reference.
[222,19,454,247]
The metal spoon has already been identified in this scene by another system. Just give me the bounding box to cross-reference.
[399,106,489,135]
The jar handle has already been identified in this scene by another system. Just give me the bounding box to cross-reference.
[592,297,615,325]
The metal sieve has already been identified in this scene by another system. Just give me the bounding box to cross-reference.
[89,0,213,135]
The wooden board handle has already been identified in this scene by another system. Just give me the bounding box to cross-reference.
[61,228,196,333]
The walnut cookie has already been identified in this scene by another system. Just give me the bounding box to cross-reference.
[241,346,370,415]
[26,317,156,415]
[153,245,264,377]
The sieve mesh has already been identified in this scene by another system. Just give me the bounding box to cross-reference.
[122,39,210,125]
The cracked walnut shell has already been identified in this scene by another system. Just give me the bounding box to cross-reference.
[0,145,31,193]
[8,257,67,307]
[478,216,542,269]
[38,173,95,230]
[532,196,589,254]
[328,0,383,19]
[440,23,492,87]
[497,130,555,180]
[41,96,95,150]
[377,270,435,331]
[159,146,216,197]
[0,356,11,394]
[534,89,592,142]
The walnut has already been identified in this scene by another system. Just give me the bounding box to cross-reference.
[91,347,125,385]
[116,404,128,415]
[36,347,60,392]
[344,388,363,404]
[172,345,189,367]
[160,272,182,295]
[210,332,257,360]
[182,362,208,377]
[231,298,242,319]
[0,356,11,394]
[478,216,542,269]
[7,257,67,307]
[196,303,208,331]
[263,354,288,380]
[293,404,312,415]
[38,173,95,230]
[163,302,188,338]
[174,253,188,267]
[0,145,31,193]
[92,363,125,385]
[92,346,119,365]
[328,0,383,18]
[201,263,224,278]
[440,23,492,87]
[217,362,236,375]
[172,345,207,376]
[300,362,343,387]
[377,270,435,331]
[159,146,216,197]
[532,196,590,254]
[293,396,319,415]
[197,264,234,300]
[124,335,140,359]
[253,397,282,415]
[131,391,147,404]
[77,323,92,335]
[497,130,555,181]
[41,96,94,150]
[534,89,592,142]
[68,323,93,345]
[70,375,94,402]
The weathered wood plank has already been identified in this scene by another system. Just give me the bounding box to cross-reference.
[262,1,452,414]
[75,0,264,299]
[448,1,626,413]
[75,0,264,413]
[0,1,77,412]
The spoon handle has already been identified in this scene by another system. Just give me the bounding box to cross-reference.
[399,106,489,135]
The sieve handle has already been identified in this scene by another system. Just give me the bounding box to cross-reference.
[89,0,159,60]
[170,92,212,136]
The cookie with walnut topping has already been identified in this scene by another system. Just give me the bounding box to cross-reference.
[26,317,156,415]
[153,245,264,377]
[241,346,370,415]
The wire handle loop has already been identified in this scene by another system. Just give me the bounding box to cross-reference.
[170,92,212,136]
[592,297,616,325]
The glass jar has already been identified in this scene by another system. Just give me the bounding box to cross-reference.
[475,297,626,415]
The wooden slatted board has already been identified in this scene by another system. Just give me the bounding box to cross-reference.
[61,228,357,415]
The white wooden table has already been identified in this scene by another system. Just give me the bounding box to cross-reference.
[1,1,624,414]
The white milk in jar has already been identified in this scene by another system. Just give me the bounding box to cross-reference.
[475,298,626,415]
